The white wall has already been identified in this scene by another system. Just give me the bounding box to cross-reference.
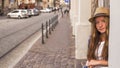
[109,0,120,68]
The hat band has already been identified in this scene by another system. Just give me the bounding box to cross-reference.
[94,13,109,17]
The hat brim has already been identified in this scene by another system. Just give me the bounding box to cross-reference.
[89,13,109,23]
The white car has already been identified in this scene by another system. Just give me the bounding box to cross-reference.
[29,8,39,16]
[7,9,29,19]
[40,8,52,13]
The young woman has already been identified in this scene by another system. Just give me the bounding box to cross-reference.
[86,7,109,68]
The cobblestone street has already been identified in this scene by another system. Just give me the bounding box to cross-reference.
[14,15,75,68]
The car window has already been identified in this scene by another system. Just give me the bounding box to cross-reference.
[12,11,19,13]
[21,11,26,13]
[33,10,35,12]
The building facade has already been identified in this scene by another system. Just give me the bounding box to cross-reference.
[0,0,1,4]
[18,0,36,9]
[42,0,61,8]
[0,0,3,15]
[0,0,44,15]
[0,0,18,15]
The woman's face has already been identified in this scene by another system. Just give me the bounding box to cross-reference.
[95,16,108,34]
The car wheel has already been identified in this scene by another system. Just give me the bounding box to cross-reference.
[8,15,11,18]
[25,15,29,18]
[18,15,21,19]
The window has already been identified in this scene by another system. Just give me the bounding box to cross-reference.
[21,10,26,13]
[12,11,19,13]
[98,0,110,8]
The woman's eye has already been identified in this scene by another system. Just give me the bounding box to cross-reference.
[96,20,106,24]
[102,20,106,22]
[95,21,99,24]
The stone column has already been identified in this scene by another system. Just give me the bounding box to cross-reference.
[74,0,91,59]
[70,0,91,59]
[70,1,91,68]
[70,0,78,35]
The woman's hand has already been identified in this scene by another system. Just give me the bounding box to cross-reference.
[87,59,108,66]
[88,60,99,66]
[86,60,93,68]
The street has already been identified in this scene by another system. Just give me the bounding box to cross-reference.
[0,12,58,58]
[0,11,76,68]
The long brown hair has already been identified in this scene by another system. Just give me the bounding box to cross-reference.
[87,17,109,60]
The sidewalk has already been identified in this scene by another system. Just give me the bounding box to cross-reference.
[14,15,75,68]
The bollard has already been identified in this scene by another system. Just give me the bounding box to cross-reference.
[41,23,45,44]
[54,21,57,28]
[46,21,48,38]
[51,23,54,31]
[51,17,54,31]
[53,16,58,29]
[56,20,58,26]
[53,22,56,29]
[49,20,51,34]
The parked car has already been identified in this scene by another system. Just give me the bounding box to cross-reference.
[27,9,32,17]
[52,7,56,11]
[40,8,52,13]
[29,8,40,16]
[7,9,29,19]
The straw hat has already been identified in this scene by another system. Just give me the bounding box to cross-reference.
[89,7,109,22]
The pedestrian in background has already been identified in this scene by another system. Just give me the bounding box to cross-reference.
[60,6,63,17]
[86,7,109,68]
[64,6,69,16]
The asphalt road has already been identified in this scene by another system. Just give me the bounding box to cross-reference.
[0,12,58,58]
